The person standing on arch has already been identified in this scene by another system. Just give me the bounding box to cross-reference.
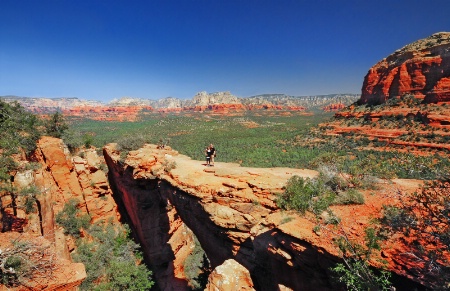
[205,145,211,166]
[209,144,216,166]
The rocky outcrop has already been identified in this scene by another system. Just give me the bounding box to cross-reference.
[32,137,118,223]
[1,136,120,290]
[206,259,255,291]
[322,103,346,112]
[1,136,121,289]
[187,91,241,106]
[104,144,426,290]
[360,32,450,105]
[321,33,450,155]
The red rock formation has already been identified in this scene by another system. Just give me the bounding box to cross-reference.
[1,137,115,290]
[322,103,346,112]
[361,32,450,105]
[104,144,426,290]
[62,105,154,121]
[33,137,119,222]
[61,103,307,120]
[328,34,450,154]
[61,103,306,120]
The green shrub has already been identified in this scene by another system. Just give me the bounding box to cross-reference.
[55,199,91,237]
[97,259,154,291]
[19,185,40,214]
[381,178,450,288]
[276,176,334,215]
[331,227,392,290]
[116,134,147,152]
[45,112,68,138]
[83,134,94,148]
[62,130,84,153]
[73,223,154,291]
[334,189,365,205]
[0,100,42,156]
[183,236,210,290]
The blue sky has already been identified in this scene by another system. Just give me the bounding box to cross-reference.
[1,0,450,102]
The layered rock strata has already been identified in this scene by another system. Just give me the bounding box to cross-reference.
[361,32,450,105]
[104,144,426,290]
[1,137,120,290]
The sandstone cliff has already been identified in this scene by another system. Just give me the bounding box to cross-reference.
[360,32,450,105]
[1,137,120,290]
[104,144,427,290]
[321,33,450,155]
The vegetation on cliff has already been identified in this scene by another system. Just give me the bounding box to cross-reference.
[0,100,154,290]
[0,100,42,231]
[382,177,450,289]
[72,222,154,290]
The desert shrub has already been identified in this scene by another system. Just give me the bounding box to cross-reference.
[19,185,40,214]
[0,238,56,287]
[45,112,68,138]
[401,94,422,107]
[116,134,147,152]
[334,189,365,205]
[73,223,154,290]
[386,97,401,107]
[62,129,84,153]
[320,170,349,192]
[183,236,211,290]
[0,100,42,156]
[83,134,94,148]
[55,199,90,237]
[276,175,334,215]
[323,210,341,225]
[381,177,450,288]
[99,162,109,173]
[0,100,42,229]
[380,205,413,233]
[331,227,392,291]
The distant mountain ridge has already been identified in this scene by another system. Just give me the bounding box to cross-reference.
[2,92,359,113]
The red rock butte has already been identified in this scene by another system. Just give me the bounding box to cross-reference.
[360,32,450,105]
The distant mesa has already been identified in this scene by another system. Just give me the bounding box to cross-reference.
[322,103,346,112]
[1,92,360,120]
[360,32,450,105]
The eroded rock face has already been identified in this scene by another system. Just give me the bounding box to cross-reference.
[2,137,120,290]
[33,137,119,223]
[104,144,430,290]
[360,32,450,105]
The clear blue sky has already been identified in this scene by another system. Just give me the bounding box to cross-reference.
[1,0,450,102]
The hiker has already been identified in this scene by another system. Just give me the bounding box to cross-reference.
[205,145,211,166]
[209,144,216,166]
